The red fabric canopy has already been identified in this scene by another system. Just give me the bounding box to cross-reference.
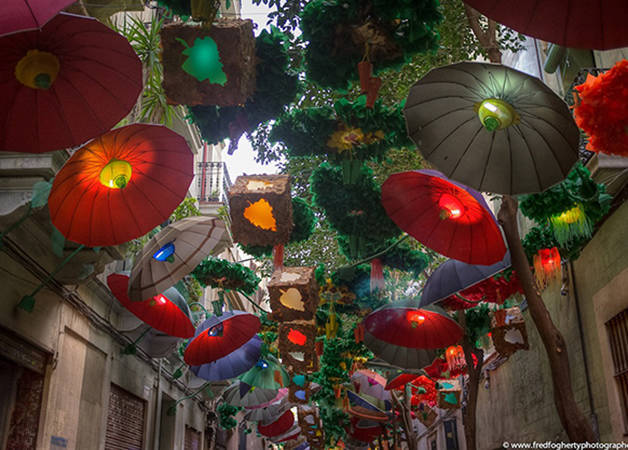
[0,0,75,36]
[385,373,419,391]
[464,0,628,50]
[0,13,141,153]
[440,271,523,311]
[258,410,294,437]
[382,170,506,265]
[107,273,194,339]
[48,124,193,247]
[364,306,463,349]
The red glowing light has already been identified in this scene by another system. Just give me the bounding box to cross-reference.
[157,295,167,305]
[287,329,308,346]
[406,310,426,327]
[438,193,464,219]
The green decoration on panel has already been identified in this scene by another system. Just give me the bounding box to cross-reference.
[177,37,227,84]
[444,392,458,405]
[293,374,306,387]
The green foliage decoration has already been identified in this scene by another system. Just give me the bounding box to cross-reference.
[522,223,590,262]
[239,196,316,257]
[192,257,260,295]
[217,403,240,430]
[300,0,442,90]
[464,303,492,345]
[189,27,299,151]
[270,96,411,164]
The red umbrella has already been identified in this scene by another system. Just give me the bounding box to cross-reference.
[107,272,194,339]
[382,170,506,265]
[1,0,75,36]
[257,410,295,437]
[385,373,419,391]
[0,12,142,153]
[184,311,260,366]
[464,0,628,50]
[48,124,193,247]
[364,302,463,349]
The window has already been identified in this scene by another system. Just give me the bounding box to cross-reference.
[428,431,438,450]
[606,308,628,432]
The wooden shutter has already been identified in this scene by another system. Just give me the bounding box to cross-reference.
[184,426,202,450]
[105,384,145,450]
[606,308,628,432]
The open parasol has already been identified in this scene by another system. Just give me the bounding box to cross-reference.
[382,169,506,264]
[48,124,194,247]
[244,400,291,422]
[129,216,227,302]
[419,251,512,308]
[385,372,420,391]
[239,355,290,390]
[1,0,75,36]
[184,311,260,366]
[189,335,262,382]
[222,382,283,408]
[0,13,142,153]
[363,330,437,370]
[107,272,194,339]
[404,62,579,195]
[464,0,628,50]
[364,302,463,349]
[351,370,391,404]
[258,410,295,437]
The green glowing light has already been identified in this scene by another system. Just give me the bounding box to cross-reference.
[177,36,227,85]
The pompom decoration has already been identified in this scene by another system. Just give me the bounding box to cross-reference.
[533,247,561,289]
[549,203,592,247]
[574,60,628,157]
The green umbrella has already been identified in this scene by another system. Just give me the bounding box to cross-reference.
[222,382,282,408]
[404,62,579,195]
[239,355,290,390]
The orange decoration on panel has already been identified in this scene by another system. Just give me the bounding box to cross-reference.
[243,198,278,231]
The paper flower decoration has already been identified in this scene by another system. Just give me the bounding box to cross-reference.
[574,60,628,157]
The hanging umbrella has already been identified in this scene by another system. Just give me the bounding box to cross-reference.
[382,169,506,264]
[351,370,391,403]
[129,217,227,302]
[464,0,628,50]
[107,273,194,339]
[239,355,290,390]
[270,425,302,444]
[257,410,295,437]
[0,13,142,153]
[419,252,511,308]
[244,400,291,422]
[184,311,260,366]
[48,124,194,247]
[222,382,282,408]
[364,302,463,349]
[118,317,181,358]
[1,1,76,36]
[348,417,383,444]
[363,331,437,370]
[404,62,579,195]
[190,335,262,382]
[346,390,389,422]
[385,372,420,391]
[245,387,288,409]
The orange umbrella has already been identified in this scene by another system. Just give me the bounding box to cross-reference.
[48,124,193,247]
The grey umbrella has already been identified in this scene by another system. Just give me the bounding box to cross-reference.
[363,330,437,370]
[419,252,512,308]
[404,62,579,195]
[222,382,284,408]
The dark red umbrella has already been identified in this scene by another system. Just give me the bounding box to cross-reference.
[107,272,194,339]
[464,0,628,50]
[0,12,142,153]
[48,124,193,247]
[385,373,419,391]
[1,0,75,36]
[364,301,463,349]
[184,311,260,366]
[382,170,506,265]
[257,410,295,437]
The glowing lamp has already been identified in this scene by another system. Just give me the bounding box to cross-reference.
[438,193,464,220]
[477,98,517,131]
[15,50,60,90]
[549,204,591,247]
[208,323,224,337]
[445,345,466,374]
[152,242,176,262]
[156,295,167,305]
[99,159,132,189]
[533,247,561,288]
[406,310,426,328]
[287,329,308,346]
[257,359,269,369]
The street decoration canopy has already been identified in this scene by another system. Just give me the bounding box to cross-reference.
[189,335,262,382]
[404,62,580,195]
[382,169,507,265]
[0,13,142,153]
[0,0,75,36]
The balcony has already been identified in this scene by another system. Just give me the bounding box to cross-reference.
[195,161,232,217]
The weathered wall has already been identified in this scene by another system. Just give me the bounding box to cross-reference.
[476,200,628,447]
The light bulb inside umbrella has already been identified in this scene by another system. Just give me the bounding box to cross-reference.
[207,323,224,337]
[477,98,517,131]
[15,50,60,90]
[406,310,425,328]
[438,193,464,220]
[99,159,132,189]
[152,242,176,262]
[257,359,269,369]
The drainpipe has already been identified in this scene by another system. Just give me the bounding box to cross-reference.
[569,260,599,440]
[153,359,162,450]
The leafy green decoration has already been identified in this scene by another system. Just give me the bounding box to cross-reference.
[177,37,227,84]
[464,304,492,346]
[192,257,260,295]
[217,403,240,430]
[51,226,66,258]
[31,180,52,208]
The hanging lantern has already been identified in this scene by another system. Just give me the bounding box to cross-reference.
[160,20,256,106]
[437,379,461,410]
[268,266,319,322]
[369,258,385,292]
[289,376,312,404]
[533,247,561,288]
[445,345,466,374]
[490,307,529,358]
[278,321,319,374]
[229,174,293,247]
[549,204,592,247]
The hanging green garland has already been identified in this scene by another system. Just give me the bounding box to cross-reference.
[300,0,442,90]
[271,96,411,167]
[189,27,299,153]
[239,197,316,257]
[520,163,612,246]
[217,403,241,430]
[192,257,260,295]
[522,223,590,262]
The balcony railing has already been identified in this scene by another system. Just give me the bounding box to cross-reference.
[196,161,232,205]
